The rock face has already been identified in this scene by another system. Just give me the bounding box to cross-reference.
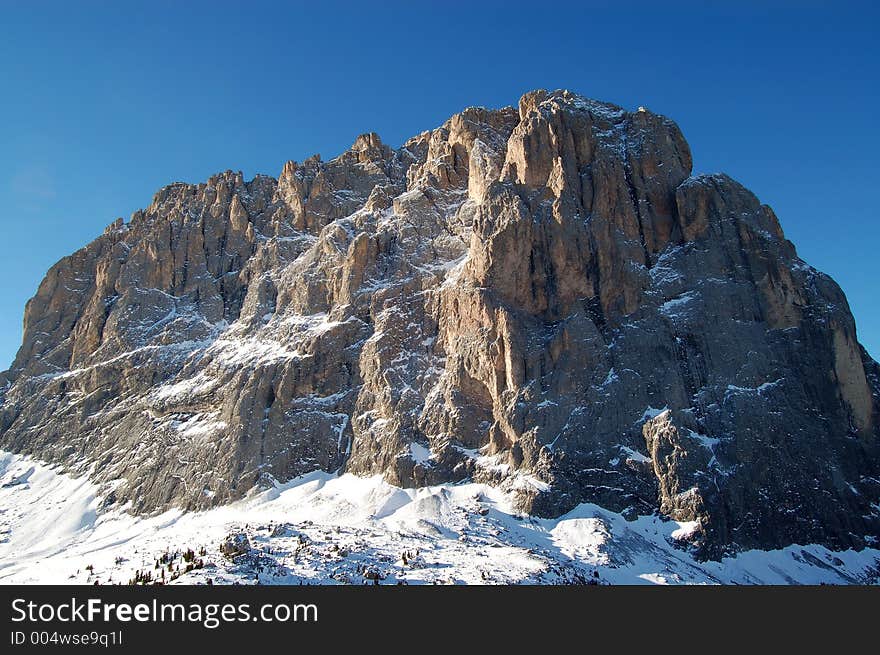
[1,90,878,559]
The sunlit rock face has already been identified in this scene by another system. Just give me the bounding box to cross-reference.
[2,90,878,559]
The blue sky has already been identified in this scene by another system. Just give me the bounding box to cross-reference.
[1,1,878,368]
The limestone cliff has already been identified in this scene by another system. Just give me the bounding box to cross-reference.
[2,90,878,559]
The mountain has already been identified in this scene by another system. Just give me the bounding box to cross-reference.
[1,89,878,561]
[3,451,878,585]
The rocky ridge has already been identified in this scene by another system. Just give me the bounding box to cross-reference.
[1,90,878,559]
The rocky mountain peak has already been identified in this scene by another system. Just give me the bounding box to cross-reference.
[1,89,877,560]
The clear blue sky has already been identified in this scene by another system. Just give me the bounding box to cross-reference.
[1,1,878,369]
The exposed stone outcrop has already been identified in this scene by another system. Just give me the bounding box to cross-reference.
[1,90,878,559]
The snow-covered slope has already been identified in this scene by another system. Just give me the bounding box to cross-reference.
[2,451,877,585]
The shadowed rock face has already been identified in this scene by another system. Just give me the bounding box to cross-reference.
[1,90,878,559]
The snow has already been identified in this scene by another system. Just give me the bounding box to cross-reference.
[670,521,701,541]
[640,406,668,422]
[336,415,349,453]
[619,446,651,464]
[1,450,878,585]
[601,368,619,387]
[725,379,783,397]
[282,312,343,334]
[550,518,612,564]
[440,254,469,289]
[510,473,552,493]
[154,371,215,401]
[659,291,699,318]
[686,429,720,451]
[649,245,685,284]
[39,338,214,383]
[172,414,228,438]
[408,443,433,465]
[207,335,303,368]
[567,95,626,122]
